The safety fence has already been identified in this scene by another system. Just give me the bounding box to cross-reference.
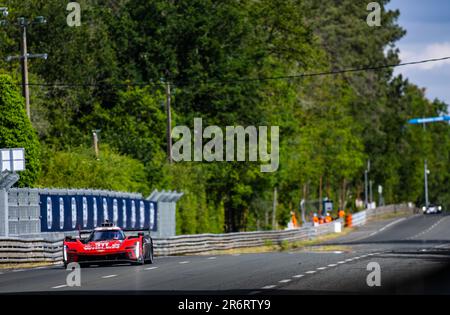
[0,204,416,264]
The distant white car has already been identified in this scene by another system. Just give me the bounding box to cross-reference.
[422,205,443,215]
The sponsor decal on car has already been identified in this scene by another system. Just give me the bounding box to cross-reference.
[84,242,121,251]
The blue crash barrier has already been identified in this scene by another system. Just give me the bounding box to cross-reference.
[40,194,157,232]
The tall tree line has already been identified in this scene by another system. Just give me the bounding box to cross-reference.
[0,0,449,233]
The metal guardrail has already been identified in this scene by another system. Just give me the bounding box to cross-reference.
[352,204,416,227]
[0,237,62,263]
[0,204,415,264]
[0,223,337,263]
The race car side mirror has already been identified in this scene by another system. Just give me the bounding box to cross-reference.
[64,236,76,242]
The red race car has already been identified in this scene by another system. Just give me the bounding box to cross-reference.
[63,221,154,267]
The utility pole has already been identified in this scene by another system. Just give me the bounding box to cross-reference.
[92,130,101,160]
[364,160,370,209]
[369,180,373,205]
[408,116,450,209]
[301,183,307,224]
[378,185,383,207]
[2,15,47,120]
[424,158,429,208]
[272,187,278,230]
[20,22,30,118]
[364,170,368,208]
[165,80,173,164]
[319,176,323,215]
[422,123,430,209]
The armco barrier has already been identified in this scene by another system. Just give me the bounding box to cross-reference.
[0,204,416,264]
[0,237,62,263]
[352,204,417,227]
[0,222,337,263]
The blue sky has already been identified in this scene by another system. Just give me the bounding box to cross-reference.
[386,0,450,108]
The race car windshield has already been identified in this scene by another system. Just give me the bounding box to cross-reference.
[89,230,125,241]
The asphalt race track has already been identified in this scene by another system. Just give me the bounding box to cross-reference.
[1,213,450,295]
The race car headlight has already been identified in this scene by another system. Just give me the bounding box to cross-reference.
[135,242,140,258]
[438,206,442,211]
[63,245,68,261]
[422,207,427,212]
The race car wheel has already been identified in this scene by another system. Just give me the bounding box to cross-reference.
[141,243,146,265]
[135,243,145,265]
[147,241,154,265]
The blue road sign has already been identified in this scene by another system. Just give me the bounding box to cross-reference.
[408,116,450,125]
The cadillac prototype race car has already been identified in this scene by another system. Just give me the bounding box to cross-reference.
[63,221,154,267]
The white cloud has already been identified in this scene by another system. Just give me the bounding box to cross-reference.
[399,42,450,70]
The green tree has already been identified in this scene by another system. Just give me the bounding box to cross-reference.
[0,74,41,187]
[38,145,148,193]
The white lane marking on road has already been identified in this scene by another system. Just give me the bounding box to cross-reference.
[262,285,277,289]
[293,274,304,278]
[0,272,3,275]
[179,261,190,264]
[145,267,158,270]
[12,269,24,273]
[368,218,407,237]
[408,216,448,240]
[279,279,292,283]
[102,274,118,279]
[34,266,48,270]
[337,261,346,264]
[334,251,343,254]
[52,284,68,289]
[345,259,353,262]
[207,257,217,260]
[328,264,337,267]
[305,270,316,274]
[317,267,327,270]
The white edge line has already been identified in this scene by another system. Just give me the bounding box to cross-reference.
[145,267,158,270]
[279,279,291,283]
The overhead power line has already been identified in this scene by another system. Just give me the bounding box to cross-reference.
[7,56,450,89]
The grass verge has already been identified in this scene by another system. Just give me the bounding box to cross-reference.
[0,262,57,270]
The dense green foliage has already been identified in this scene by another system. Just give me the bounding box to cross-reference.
[0,74,41,186]
[1,0,449,233]
[37,145,148,193]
